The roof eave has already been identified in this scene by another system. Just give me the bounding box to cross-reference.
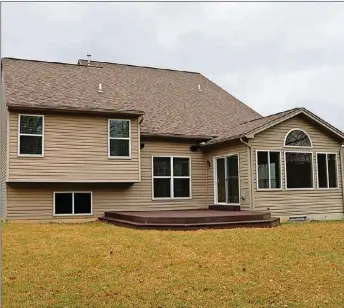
[6,104,145,117]
[141,132,214,141]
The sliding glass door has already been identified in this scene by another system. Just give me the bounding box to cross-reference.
[215,155,240,204]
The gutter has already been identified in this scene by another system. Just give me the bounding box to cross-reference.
[7,104,145,117]
[240,137,255,211]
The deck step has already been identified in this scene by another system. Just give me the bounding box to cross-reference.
[99,216,280,230]
[209,204,241,211]
[104,211,271,224]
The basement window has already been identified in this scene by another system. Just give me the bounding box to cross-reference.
[317,153,338,189]
[108,119,131,158]
[18,114,44,156]
[257,151,281,189]
[152,157,191,199]
[54,192,92,216]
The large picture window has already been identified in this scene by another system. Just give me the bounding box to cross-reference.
[257,151,281,189]
[54,192,92,215]
[285,152,313,189]
[108,119,131,158]
[18,114,44,156]
[152,157,191,199]
[317,153,338,189]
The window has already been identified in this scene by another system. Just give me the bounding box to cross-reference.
[152,157,191,199]
[18,114,44,156]
[285,152,313,189]
[108,119,130,158]
[317,153,338,189]
[54,192,92,215]
[257,151,281,189]
[284,129,312,147]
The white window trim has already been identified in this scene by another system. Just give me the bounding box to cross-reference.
[316,152,339,190]
[53,191,93,216]
[108,119,131,159]
[256,150,283,191]
[284,128,313,148]
[284,151,315,190]
[18,114,44,157]
[152,156,192,200]
[213,153,241,206]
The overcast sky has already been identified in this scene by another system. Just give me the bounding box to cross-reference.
[2,2,344,130]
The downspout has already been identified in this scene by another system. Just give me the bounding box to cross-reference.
[341,145,344,216]
[138,115,144,183]
[240,137,255,211]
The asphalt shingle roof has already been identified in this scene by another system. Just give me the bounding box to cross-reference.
[2,57,262,138]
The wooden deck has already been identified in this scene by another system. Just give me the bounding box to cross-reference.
[99,209,280,230]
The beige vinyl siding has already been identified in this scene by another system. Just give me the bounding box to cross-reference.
[250,115,344,216]
[6,140,208,220]
[0,76,8,218]
[205,140,250,210]
[8,112,140,182]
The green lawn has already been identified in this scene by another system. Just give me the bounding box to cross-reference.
[2,221,344,308]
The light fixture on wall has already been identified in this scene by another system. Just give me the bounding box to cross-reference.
[190,145,198,152]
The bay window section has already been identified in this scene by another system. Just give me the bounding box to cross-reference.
[257,151,281,189]
[153,157,191,199]
[317,153,338,189]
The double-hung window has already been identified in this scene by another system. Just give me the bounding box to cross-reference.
[152,157,191,199]
[317,153,338,189]
[18,114,44,156]
[108,119,131,158]
[54,192,92,215]
[257,151,281,189]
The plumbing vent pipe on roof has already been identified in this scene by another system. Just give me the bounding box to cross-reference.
[198,84,202,92]
[98,83,103,93]
[87,53,92,65]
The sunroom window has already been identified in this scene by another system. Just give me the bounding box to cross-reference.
[285,152,313,189]
[285,129,312,147]
[317,153,338,188]
[257,151,281,189]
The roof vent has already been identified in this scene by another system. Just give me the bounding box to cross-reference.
[87,53,92,65]
[98,83,103,93]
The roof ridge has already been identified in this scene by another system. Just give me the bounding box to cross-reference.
[78,59,200,74]
[2,57,102,69]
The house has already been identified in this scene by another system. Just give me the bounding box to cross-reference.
[1,57,344,224]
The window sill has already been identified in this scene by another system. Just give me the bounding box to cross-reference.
[18,154,44,158]
[108,156,132,160]
[256,189,283,192]
[215,203,240,206]
[317,187,340,190]
[285,188,315,191]
[152,197,192,201]
[53,213,93,217]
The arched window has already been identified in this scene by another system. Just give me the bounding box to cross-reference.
[284,129,312,147]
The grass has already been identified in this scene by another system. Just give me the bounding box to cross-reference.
[2,221,344,308]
